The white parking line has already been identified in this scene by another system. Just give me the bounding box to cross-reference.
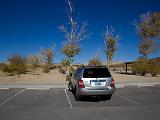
[116,94,139,105]
[0,88,10,90]
[0,89,26,107]
[64,89,73,109]
[137,84,155,88]
[26,88,50,90]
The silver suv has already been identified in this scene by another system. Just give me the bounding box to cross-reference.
[68,66,116,101]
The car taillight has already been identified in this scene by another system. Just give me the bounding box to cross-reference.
[111,79,115,88]
[78,80,85,88]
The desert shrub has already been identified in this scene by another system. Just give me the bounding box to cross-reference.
[148,61,160,77]
[43,64,50,73]
[0,63,7,71]
[4,55,27,77]
[1,63,9,72]
[59,67,66,74]
[50,64,56,70]
[27,55,40,75]
[131,58,149,76]
[88,58,102,66]
[2,65,11,73]
[131,58,160,77]
[55,65,62,69]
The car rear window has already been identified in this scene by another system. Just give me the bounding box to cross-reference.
[83,68,111,78]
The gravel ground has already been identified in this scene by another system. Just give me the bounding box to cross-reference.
[0,69,159,84]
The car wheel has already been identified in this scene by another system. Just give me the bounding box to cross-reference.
[68,83,73,91]
[74,89,81,101]
[107,95,112,100]
[101,95,112,101]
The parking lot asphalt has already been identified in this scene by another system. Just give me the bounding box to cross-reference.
[0,85,160,120]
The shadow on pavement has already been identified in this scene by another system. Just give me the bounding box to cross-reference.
[70,91,111,102]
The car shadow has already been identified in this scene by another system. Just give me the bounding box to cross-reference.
[70,91,110,102]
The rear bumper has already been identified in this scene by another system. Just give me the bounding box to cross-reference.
[77,86,116,96]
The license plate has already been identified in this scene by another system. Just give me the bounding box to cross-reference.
[95,82,102,85]
[91,80,106,86]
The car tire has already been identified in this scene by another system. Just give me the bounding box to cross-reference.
[68,83,73,91]
[74,89,81,101]
[107,95,112,100]
[101,95,112,101]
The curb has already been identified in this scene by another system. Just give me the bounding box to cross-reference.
[116,82,160,88]
[0,85,66,90]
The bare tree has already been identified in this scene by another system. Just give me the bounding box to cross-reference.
[40,45,55,73]
[104,26,119,68]
[59,0,89,73]
[40,45,55,65]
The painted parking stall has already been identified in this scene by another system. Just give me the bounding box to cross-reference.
[0,86,160,120]
[0,88,25,104]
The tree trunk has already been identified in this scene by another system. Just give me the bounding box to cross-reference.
[107,58,110,68]
[18,72,20,77]
[35,69,37,75]
[66,65,70,75]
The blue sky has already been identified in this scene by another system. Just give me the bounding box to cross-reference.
[0,0,160,63]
